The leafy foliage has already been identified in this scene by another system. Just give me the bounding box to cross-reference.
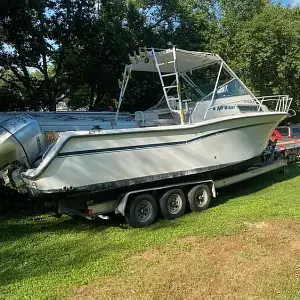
[214,4,300,122]
[0,0,96,110]
[0,0,300,118]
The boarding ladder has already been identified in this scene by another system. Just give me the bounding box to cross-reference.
[151,47,185,125]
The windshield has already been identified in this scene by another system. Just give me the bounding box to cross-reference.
[146,61,253,112]
[204,79,248,100]
[180,62,251,102]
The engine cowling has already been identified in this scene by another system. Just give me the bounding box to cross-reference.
[0,114,47,191]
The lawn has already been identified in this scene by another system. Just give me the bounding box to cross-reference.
[1,164,300,300]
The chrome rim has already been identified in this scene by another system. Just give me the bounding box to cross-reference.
[194,189,207,207]
[167,194,183,214]
[135,200,152,222]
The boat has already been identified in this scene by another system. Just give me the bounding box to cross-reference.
[0,111,135,144]
[0,47,292,198]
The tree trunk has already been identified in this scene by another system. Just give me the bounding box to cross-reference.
[89,83,96,111]
[49,94,56,111]
[92,88,102,111]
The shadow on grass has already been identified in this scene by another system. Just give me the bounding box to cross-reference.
[0,212,128,239]
[211,163,300,208]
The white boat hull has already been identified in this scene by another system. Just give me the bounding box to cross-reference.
[23,112,287,195]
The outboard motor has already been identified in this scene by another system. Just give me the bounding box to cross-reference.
[0,114,47,192]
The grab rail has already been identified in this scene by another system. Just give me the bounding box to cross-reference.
[203,95,292,120]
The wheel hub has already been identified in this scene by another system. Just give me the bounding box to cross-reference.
[135,200,151,221]
[195,190,206,206]
[167,194,182,214]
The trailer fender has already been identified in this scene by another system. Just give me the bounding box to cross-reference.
[115,193,130,216]
[211,181,216,197]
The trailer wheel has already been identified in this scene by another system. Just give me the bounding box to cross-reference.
[159,189,186,220]
[125,194,157,228]
[187,184,211,212]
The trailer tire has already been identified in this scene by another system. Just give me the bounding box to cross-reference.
[159,189,186,220]
[125,194,157,228]
[187,184,211,212]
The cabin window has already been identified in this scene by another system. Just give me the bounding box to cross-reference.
[215,79,248,99]
[238,105,262,112]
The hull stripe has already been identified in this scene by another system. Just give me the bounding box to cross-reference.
[57,121,274,157]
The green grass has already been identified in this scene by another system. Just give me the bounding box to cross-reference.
[1,164,300,299]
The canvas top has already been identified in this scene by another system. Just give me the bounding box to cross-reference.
[128,48,221,73]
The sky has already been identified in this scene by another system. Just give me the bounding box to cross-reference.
[281,0,300,7]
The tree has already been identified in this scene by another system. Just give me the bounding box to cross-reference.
[4,0,298,118]
[0,0,96,110]
[0,0,219,111]
[213,2,300,122]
